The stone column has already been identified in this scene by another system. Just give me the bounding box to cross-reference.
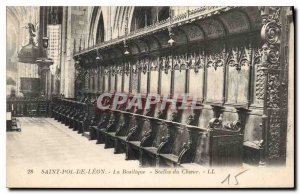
[60,6,68,96]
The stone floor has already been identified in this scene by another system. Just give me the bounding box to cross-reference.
[6,117,140,188]
[7,117,139,167]
[6,117,289,188]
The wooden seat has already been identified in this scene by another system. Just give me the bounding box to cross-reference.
[73,111,86,132]
[96,111,118,145]
[85,112,101,138]
[28,102,38,117]
[140,120,169,167]
[38,101,48,117]
[156,123,194,167]
[104,112,128,149]
[89,111,110,140]
[81,102,97,134]
[94,111,112,143]
[78,113,89,134]
[65,108,77,128]
[114,114,137,154]
[62,107,72,125]
[125,116,151,160]
[181,118,244,167]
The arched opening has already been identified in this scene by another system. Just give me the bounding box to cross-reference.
[88,7,105,45]
[96,12,104,44]
[130,6,170,32]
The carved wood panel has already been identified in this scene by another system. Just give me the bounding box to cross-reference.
[116,74,122,92]
[193,133,209,165]
[198,19,225,40]
[150,71,159,94]
[171,127,190,156]
[140,65,148,95]
[152,123,169,148]
[124,73,130,93]
[149,58,159,94]
[174,70,186,95]
[173,54,187,95]
[139,119,152,140]
[104,68,109,92]
[226,42,252,105]
[89,69,93,91]
[160,55,172,95]
[110,66,116,92]
[206,42,226,103]
[189,51,205,100]
[253,47,265,105]
[84,70,89,91]
[181,107,194,125]
[219,10,250,35]
[198,108,214,129]
[120,61,129,93]
[97,66,103,92]
[244,114,263,142]
[260,7,288,164]
[94,68,98,92]
[130,61,139,93]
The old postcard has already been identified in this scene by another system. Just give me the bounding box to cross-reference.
[5,5,294,188]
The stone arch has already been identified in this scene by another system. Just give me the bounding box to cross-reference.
[88,6,106,45]
[113,6,131,36]
[128,6,170,32]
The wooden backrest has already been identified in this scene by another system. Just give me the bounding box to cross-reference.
[136,118,152,141]
[198,108,214,129]
[166,106,181,122]
[143,103,156,117]
[107,112,116,126]
[193,132,210,166]
[152,122,169,148]
[153,101,169,119]
[97,111,110,127]
[181,107,193,125]
[120,115,136,136]
[116,113,127,128]
[170,126,191,156]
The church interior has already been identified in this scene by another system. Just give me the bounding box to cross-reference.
[6,6,294,169]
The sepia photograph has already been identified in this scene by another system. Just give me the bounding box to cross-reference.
[5,3,295,188]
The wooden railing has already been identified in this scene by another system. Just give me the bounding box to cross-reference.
[7,97,50,117]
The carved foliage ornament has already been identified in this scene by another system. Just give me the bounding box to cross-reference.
[186,114,195,125]
[260,8,282,109]
[110,65,116,76]
[208,117,223,130]
[104,67,110,75]
[160,56,171,74]
[124,62,130,76]
[261,22,281,69]
[173,54,189,72]
[254,48,265,101]
[227,46,252,72]
[266,74,281,108]
[207,48,225,71]
[115,115,126,134]
[267,109,283,159]
[132,61,139,74]
[150,58,159,71]
[191,51,205,73]
[140,57,150,74]
[260,7,286,161]
[142,119,152,138]
[116,64,123,74]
